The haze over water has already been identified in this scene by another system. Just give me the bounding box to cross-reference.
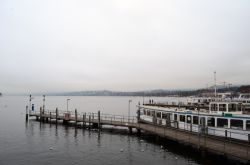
[1,0,250,164]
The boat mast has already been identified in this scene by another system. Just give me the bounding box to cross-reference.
[214,71,217,97]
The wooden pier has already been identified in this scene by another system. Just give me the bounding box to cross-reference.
[27,107,250,162]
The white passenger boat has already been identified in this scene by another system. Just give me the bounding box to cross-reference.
[138,101,250,141]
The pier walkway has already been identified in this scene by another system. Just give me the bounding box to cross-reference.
[27,108,250,162]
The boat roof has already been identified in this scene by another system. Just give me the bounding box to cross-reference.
[138,105,250,119]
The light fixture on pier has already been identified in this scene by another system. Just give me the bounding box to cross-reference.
[128,100,132,122]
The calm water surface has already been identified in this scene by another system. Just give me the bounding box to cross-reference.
[0,96,228,165]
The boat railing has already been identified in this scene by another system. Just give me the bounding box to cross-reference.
[158,119,250,142]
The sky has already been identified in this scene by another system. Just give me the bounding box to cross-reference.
[0,0,250,94]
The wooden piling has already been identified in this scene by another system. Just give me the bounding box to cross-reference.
[82,113,85,127]
[129,127,132,134]
[98,110,101,129]
[49,112,52,123]
[56,108,58,124]
[39,107,42,122]
[89,115,91,128]
[75,109,78,126]
[25,106,29,121]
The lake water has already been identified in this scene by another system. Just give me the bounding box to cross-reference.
[0,96,239,165]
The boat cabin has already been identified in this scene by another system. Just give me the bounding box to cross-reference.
[209,102,243,115]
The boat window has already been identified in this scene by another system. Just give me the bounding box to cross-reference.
[217,118,228,128]
[228,104,237,112]
[146,110,150,116]
[156,112,161,118]
[193,116,198,124]
[150,111,154,117]
[246,120,250,131]
[211,104,218,111]
[143,110,146,115]
[219,104,227,112]
[230,119,243,130]
[207,117,215,127]
[174,114,177,121]
[187,115,191,123]
[237,104,242,111]
[162,113,168,119]
[180,115,185,122]
[200,117,206,126]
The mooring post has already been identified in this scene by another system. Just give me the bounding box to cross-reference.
[39,107,42,122]
[25,105,29,121]
[129,127,132,134]
[75,109,78,126]
[82,113,86,127]
[49,112,52,123]
[56,108,58,124]
[98,110,101,129]
[88,114,91,128]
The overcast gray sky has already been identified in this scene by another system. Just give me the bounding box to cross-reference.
[1,0,250,94]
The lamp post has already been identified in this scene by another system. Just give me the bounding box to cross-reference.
[128,100,132,122]
[67,99,71,113]
[29,94,34,113]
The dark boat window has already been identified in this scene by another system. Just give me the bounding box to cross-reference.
[174,114,177,121]
[207,117,215,127]
[228,104,237,112]
[157,112,161,118]
[162,113,168,119]
[193,116,198,124]
[187,115,191,123]
[143,110,146,115]
[150,111,154,117]
[219,104,227,112]
[146,110,150,116]
[217,118,228,128]
[180,115,185,122]
[230,119,243,130]
[246,120,250,131]
[211,104,218,111]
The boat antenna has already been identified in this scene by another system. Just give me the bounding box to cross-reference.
[214,71,217,97]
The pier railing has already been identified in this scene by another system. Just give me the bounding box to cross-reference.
[29,108,138,124]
